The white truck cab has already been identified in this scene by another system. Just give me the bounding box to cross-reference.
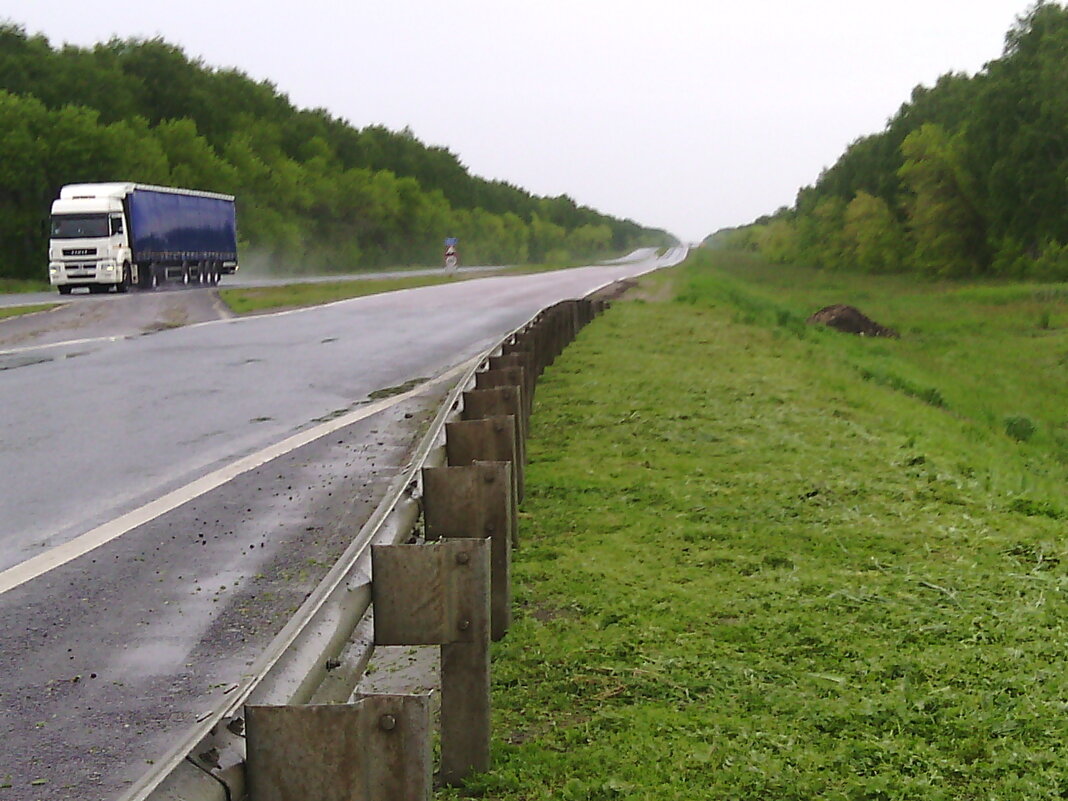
[49,183,136,294]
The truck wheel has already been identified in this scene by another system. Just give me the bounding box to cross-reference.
[58,286,72,295]
[116,263,131,293]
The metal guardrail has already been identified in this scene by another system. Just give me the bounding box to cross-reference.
[120,253,687,800]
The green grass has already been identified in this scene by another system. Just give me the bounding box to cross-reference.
[0,303,59,321]
[448,252,1068,799]
[695,252,1068,501]
[0,278,51,294]
[218,274,463,314]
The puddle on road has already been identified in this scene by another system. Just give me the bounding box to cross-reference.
[110,636,193,678]
[108,567,253,681]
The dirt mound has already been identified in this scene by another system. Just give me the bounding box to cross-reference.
[806,305,899,338]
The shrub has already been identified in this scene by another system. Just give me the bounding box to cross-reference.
[1004,415,1036,442]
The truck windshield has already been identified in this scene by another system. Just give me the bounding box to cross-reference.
[50,214,110,239]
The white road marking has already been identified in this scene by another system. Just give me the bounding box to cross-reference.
[0,359,474,596]
[0,334,128,356]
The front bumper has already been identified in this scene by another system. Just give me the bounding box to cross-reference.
[50,260,119,286]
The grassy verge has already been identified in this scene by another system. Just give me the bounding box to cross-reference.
[0,278,51,294]
[0,303,59,321]
[696,251,1068,502]
[451,251,1068,799]
[218,274,462,314]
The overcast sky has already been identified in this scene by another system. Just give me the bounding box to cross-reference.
[2,0,1035,241]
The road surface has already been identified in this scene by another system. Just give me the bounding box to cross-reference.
[0,264,507,311]
[0,247,686,800]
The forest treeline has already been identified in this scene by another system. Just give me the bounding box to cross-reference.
[710,2,1068,281]
[0,24,670,280]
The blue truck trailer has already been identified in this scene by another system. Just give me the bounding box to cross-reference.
[48,183,239,294]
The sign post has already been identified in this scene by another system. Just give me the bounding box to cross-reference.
[443,237,459,272]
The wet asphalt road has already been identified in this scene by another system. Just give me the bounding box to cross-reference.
[0,264,502,311]
[0,248,686,800]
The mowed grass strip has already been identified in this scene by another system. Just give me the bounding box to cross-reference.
[0,303,59,321]
[454,256,1068,799]
[218,274,461,314]
[0,278,51,294]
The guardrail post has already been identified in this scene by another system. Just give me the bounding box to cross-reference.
[568,299,579,334]
[462,386,526,495]
[526,321,546,374]
[539,311,555,367]
[557,304,569,350]
[552,305,566,359]
[245,693,431,801]
[372,539,491,785]
[502,335,527,353]
[587,297,600,322]
[445,417,519,546]
[530,324,548,374]
[578,298,591,327]
[475,366,530,427]
[423,461,512,640]
[488,352,536,409]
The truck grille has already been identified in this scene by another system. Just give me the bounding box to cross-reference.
[62,248,97,257]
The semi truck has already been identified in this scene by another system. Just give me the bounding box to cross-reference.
[48,183,238,294]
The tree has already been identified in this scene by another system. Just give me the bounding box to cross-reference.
[754,218,798,263]
[965,2,1068,249]
[898,124,987,277]
[842,192,909,273]
[153,118,236,192]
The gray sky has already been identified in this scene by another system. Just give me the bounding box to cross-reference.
[3,0,1033,241]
